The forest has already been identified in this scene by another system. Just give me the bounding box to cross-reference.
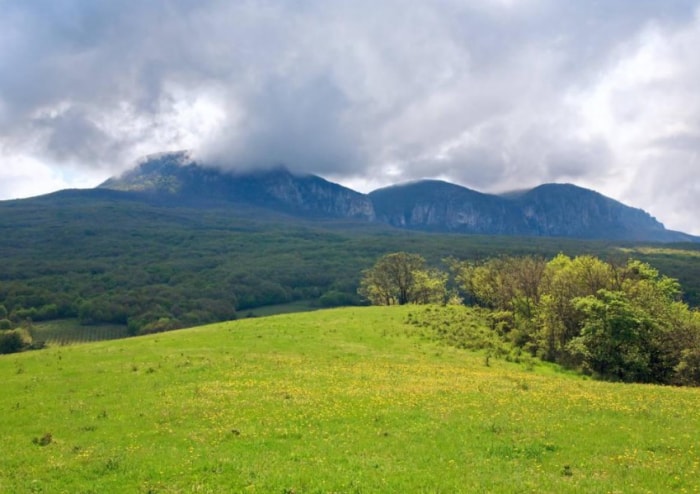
[1,193,700,347]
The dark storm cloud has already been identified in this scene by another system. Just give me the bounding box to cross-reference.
[1,0,700,233]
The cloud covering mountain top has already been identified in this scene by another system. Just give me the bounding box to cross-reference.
[1,0,699,233]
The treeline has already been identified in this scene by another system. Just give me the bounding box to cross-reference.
[1,194,700,349]
[457,255,700,385]
[360,252,700,385]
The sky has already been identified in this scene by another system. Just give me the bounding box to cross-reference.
[1,0,700,234]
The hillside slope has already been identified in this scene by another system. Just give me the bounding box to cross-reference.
[1,306,699,492]
[1,184,700,337]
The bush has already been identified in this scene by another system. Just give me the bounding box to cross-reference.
[675,348,700,386]
[139,317,181,335]
[319,290,359,308]
[0,331,26,354]
[0,319,12,330]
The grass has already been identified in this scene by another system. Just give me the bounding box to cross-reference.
[618,246,700,258]
[1,306,699,493]
[27,304,317,348]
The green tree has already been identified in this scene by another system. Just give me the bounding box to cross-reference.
[358,253,446,305]
[534,254,615,361]
[0,330,25,354]
[450,256,547,348]
[568,290,656,382]
[450,256,546,313]
[450,252,700,384]
[412,268,448,304]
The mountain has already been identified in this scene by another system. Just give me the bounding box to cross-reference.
[369,180,528,235]
[101,151,375,220]
[98,152,697,242]
[514,183,670,241]
[368,179,694,242]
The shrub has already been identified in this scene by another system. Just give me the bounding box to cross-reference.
[0,331,26,354]
[674,348,700,386]
[319,290,359,308]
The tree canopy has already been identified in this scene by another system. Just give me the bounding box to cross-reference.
[358,252,447,306]
[451,254,700,385]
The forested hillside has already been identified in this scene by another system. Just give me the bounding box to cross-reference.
[1,190,700,339]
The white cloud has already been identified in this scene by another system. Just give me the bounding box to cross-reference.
[0,0,699,233]
[569,9,700,233]
[0,153,104,199]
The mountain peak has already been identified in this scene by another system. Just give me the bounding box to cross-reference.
[98,153,697,242]
[100,154,375,220]
[511,182,668,239]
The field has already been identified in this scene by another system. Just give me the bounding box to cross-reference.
[2,306,699,493]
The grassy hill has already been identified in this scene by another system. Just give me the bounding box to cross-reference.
[2,307,698,493]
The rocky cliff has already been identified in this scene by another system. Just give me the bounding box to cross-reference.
[101,152,375,221]
[100,152,696,242]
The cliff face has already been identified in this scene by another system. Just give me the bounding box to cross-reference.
[100,152,375,221]
[374,179,699,241]
[100,152,697,242]
[368,180,687,241]
[257,172,376,220]
[514,184,667,240]
[369,180,527,234]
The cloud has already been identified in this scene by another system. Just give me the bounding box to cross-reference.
[569,10,700,232]
[1,0,700,233]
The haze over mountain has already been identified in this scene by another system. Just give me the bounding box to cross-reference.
[101,152,375,221]
[98,152,696,243]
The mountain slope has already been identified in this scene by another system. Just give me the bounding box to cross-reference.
[98,151,697,242]
[369,180,695,242]
[514,183,671,241]
[369,180,528,234]
[2,174,700,337]
[101,151,375,220]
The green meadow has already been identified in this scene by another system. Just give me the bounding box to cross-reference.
[2,306,699,493]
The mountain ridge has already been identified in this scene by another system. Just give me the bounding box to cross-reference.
[101,152,375,220]
[95,152,697,242]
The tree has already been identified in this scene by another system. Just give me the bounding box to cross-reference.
[450,256,546,314]
[535,254,615,361]
[450,253,700,384]
[450,256,547,349]
[358,253,446,305]
[0,330,25,354]
[568,290,656,382]
[412,268,449,304]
